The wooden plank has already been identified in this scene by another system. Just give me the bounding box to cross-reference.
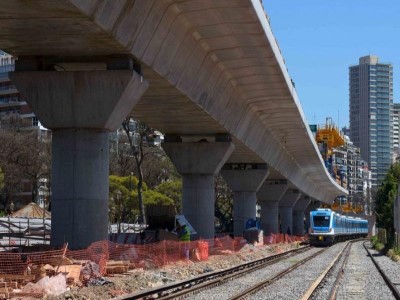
[0,274,35,282]
[56,265,82,283]
[9,291,44,298]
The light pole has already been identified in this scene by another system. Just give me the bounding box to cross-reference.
[115,189,122,233]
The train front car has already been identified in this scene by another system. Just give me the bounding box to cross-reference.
[309,208,335,246]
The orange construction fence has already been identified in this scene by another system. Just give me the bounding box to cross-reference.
[0,234,307,277]
[0,234,306,298]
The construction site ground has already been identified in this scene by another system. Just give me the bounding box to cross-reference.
[49,242,298,300]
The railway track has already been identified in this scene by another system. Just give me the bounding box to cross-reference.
[119,239,400,300]
[226,247,329,300]
[118,245,312,300]
[302,240,400,300]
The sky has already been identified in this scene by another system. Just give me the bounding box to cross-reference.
[262,1,400,129]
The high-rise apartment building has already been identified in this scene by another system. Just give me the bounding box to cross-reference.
[349,55,393,188]
[0,51,50,208]
[393,103,400,160]
[0,50,38,130]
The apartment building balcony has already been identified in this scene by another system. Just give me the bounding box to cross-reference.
[0,101,25,109]
[0,87,18,96]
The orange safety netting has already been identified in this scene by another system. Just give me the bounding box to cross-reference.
[0,233,306,298]
[0,234,306,276]
[264,234,307,245]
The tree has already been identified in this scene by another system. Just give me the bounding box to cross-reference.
[109,175,136,232]
[143,189,174,206]
[215,175,233,233]
[109,175,179,230]
[375,162,400,245]
[0,130,51,207]
[155,180,183,214]
[122,117,159,224]
[141,155,179,189]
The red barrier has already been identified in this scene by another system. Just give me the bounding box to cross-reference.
[0,233,306,298]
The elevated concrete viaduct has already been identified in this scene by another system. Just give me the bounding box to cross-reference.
[1,0,347,248]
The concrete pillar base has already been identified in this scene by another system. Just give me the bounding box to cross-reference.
[232,192,257,236]
[221,165,268,237]
[182,174,215,240]
[280,206,293,236]
[293,211,305,236]
[305,200,320,233]
[163,138,234,239]
[257,180,288,235]
[51,129,109,249]
[260,201,279,235]
[279,189,301,235]
[293,197,311,236]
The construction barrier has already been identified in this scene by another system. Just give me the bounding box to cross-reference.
[0,234,306,298]
[264,233,307,245]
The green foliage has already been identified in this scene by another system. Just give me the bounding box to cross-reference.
[371,235,385,251]
[215,175,233,233]
[109,175,181,225]
[375,162,400,244]
[143,189,174,206]
[155,180,182,213]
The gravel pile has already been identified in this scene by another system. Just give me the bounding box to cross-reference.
[50,242,298,300]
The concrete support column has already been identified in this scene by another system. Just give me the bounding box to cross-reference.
[257,180,288,235]
[11,64,148,249]
[279,189,301,235]
[304,200,320,234]
[292,196,311,236]
[163,136,234,240]
[52,129,109,248]
[221,164,269,236]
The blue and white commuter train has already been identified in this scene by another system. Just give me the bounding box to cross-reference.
[309,208,368,246]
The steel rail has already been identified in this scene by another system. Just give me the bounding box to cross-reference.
[117,245,311,300]
[227,247,329,300]
[363,241,400,300]
[300,241,352,300]
[327,240,352,300]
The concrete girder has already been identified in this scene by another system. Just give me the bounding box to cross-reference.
[66,0,346,202]
[0,0,353,254]
[0,0,348,202]
[221,164,269,236]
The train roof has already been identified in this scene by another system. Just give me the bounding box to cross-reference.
[311,209,369,222]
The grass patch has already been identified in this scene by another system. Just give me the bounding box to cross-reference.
[370,236,385,251]
[387,248,400,262]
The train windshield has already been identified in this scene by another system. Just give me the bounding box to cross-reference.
[313,216,330,227]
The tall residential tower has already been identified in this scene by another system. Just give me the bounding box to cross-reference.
[349,55,393,188]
